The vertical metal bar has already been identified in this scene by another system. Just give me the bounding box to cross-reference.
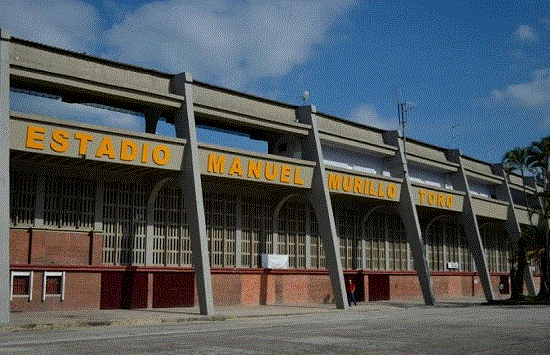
[305,206,311,269]
[94,179,104,233]
[235,197,242,268]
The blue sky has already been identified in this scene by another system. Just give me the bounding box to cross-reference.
[2,0,549,163]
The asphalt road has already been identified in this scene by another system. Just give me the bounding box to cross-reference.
[1,303,549,354]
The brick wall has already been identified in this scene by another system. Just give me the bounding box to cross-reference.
[10,229,102,266]
[210,270,334,306]
[10,228,103,312]
[10,271,101,312]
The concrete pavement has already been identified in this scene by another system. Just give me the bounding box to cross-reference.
[0,297,496,332]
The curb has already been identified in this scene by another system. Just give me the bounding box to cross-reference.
[0,305,374,332]
[0,315,229,333]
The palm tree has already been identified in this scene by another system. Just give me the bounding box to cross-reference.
[503,146,537,229]
[503,146,531,181]
[527,137,550,298]
[502,147,531,300]
[529,137,550,190]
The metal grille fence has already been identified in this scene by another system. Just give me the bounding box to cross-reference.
[10,172,36,226]
[309,211,325,268]
[387,212,408,270]
[204,192,236,268]
[102,182,147,265]
[337,208,360,269]
[426,221,445,271]
[278,201,307,268]
[153,186,191,266]
[43,176,95,229]
[460,230,473,272]
[480,225,508,272]
[426,219,472,272]
[241,196,273,268]
[9,170,498,274]
[365,210,387,270]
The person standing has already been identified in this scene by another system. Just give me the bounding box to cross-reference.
[346,279,357,306]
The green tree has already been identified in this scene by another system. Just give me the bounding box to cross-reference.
[502,146,531,300]
[503,146,531,181]
[526,137,550,298]
[503,139,550,300]
[528,137,550,190]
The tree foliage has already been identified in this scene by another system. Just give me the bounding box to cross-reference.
[503,136,550,300]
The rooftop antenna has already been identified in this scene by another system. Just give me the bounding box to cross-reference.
[396,89,416,170]
[301,90,310,104]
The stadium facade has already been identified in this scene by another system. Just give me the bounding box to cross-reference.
[0,31,542,321]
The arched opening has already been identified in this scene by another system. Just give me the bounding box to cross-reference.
[308,207,325,270]
[335,207,361,270]
[240,195,274,268]
[362,206,408,271]
[479,222,510,273]
[425,215,471,272]
[203,191,237,268]
[151,184,244,269]
[103,180,148,266]
[274,195,323,269]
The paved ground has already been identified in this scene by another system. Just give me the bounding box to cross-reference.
[2,297,483,332]
[1,297,549,354]
[2,303,350,331]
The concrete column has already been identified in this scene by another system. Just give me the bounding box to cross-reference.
[492,164,536,295]
[144,107,161,134]
[0,29,10,325]
[169,73,214,315]
[297,106,347,310]
[446,149,494,302]
[383,131,434,305]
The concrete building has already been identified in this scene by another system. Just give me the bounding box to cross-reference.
[1,33,542,322]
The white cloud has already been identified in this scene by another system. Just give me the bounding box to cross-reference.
[0,0,102,52]
[350,104,397,131]
[484,68,550,110]
[102,0,357,89]
[513,24,538,42]
[1,0,357,91]
[1,0,357,130]
[481,68,550,115]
